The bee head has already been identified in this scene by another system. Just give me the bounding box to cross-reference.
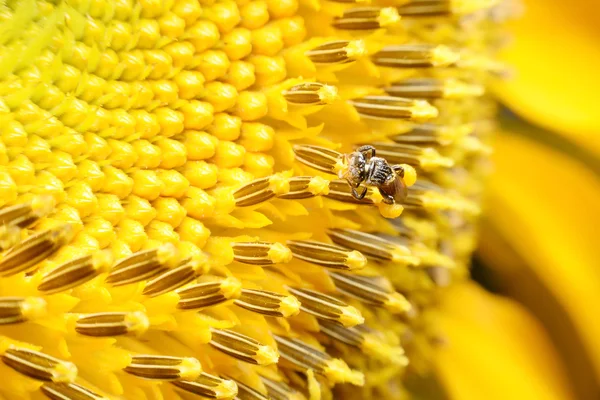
[338,151,366,186]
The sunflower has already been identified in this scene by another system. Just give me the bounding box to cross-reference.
[0,0,541,399]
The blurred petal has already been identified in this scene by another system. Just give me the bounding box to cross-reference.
[435,282,575,400]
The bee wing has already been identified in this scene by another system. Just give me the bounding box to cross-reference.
[391,175,408,203]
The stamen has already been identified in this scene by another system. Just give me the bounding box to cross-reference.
[105,243,179,286]
[286,286,364,327]
[405,182,480,214]
[278,176,330,200]
[225,376,269,400]
[349,96,438,121]
[2,346,77,383]
[384,78,484,99]
[124,355,202,380]
[74,311,150,337]
[283,83,339,106]
[0,224,73,276]
[272,335,364,385]
[367,142,454,170]
[41,382,108,400]
[371,44,460,68]
[317,319,364,348]
[234,289,301,318]
[326,229,420,265]
[305,40,367,65]
[209,328,279,366]
[332,7,400,30]
[325,180,376,205]
[259,375,305,400]
[293,145,344,175]
[176,278,242,310]
[328,272,414,315]
[172,373,238,399]
[142,258,204,297]
[0,297,47,325]
[0,195,54,229]
[390,123,474,146]
[38,251,113,294]
[233,174,290,207]
[287,240,367,271]
[232,242,292,265]
[396,0,452,16]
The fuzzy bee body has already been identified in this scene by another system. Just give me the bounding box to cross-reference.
[340,146,408,205]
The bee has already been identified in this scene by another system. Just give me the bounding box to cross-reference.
[338,145,408,204]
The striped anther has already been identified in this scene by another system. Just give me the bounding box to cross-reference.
[176,278,242,310]
[287,240,367,270]
[278,176,330,200]
[332,7,400,30]
[0,224,73,276]
[41,382,108,400]
[232,242,292,265]
[371,44,460,68]
[328,272,414,315]
[74,311,150,337]
[349,96,438,121]
[0,297,47,325]
[105,243,179,286]
[209,328,279,366]
[0,196,54,229]
[172,373,238,399]
[2,347,77,383]
[38,251,113,294]
[142,258,203,297]
[227,376,269,400]
[390,123,474,146]
[368,142,454,170]
[286,286,364,327]
[292,145,344,175]
[305,40,367,65]
[325,180,377,205]
[234,289,301,318]
[327,229,420,265]
[233,175,290,207]
[384,78,484,99]
[259,376,305,400]
[272,335,364,385]
[283,83,338,106]
[124,355,202,380]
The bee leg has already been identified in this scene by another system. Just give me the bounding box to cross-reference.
[392,164,405,178]
[379,188,395,204]
[351,186,368,200]
[356,145,376,160]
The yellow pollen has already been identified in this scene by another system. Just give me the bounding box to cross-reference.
[267,242,293,264]
[378,8,401,27]
[254,344,280,366]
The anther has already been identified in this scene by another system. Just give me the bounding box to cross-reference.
[283,83,339,106]
[0,224,74,276]
[38,251,113,294]
[234,289,301,318]
[371,44,460,68]
[327,229,420,265]
[124,355,202,380]
[278,176,330,200]
[332,7,400,30]
[0,297,47,325]
[142,257,205,297]
[384,78,484,99]
[272,335,364,385]
[328,272,414,315]
[390,123,474,146]
[209,328,279,366]
[232,242,292,265]
[325,180,377,205]
[0,195,54,229]
[305,40,367,65]
[286,286,364,327]
[74,311,150,337]
[233,174,290,207]
[287,240,367,270]
[105,243,179,286]
[225,376,269,400]
[349,96,438,121]
[2,346,77,383]
[292,145,344,175]
[172,373,238,399]
[41,382,108,400]
[176,278,242,310]
[367,142,454,170]
[259,376,305,400]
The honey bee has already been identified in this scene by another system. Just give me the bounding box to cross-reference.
[338,145,408,204]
